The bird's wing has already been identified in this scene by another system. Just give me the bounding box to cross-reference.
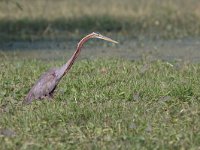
[31,68,58,96]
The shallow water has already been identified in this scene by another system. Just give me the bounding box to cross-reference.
[1,37,200,62]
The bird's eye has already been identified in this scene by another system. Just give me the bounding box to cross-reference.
[96,32,100,36]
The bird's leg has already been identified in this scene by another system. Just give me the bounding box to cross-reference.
[40,94,54,102]
[49,86,57,98]
[49,93,54,98]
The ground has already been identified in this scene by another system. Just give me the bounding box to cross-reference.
[0,53,200,149]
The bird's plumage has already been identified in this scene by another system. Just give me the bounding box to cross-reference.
[24,68,58,104]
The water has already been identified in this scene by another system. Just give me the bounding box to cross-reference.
[1,37,200,62]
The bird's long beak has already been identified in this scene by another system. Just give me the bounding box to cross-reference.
[96,34,118,44]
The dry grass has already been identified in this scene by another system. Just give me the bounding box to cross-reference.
[1,0,200,20]
[1,0,200,40]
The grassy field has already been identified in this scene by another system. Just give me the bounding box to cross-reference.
[1,0,200,41]
[0,0,200,149]
[0,55,200,149]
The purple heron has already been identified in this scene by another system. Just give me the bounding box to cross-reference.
[23,32,118,104]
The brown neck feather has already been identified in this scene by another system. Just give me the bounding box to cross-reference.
[60,33,94,77]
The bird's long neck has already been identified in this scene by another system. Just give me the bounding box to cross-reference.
[58,34,93,79]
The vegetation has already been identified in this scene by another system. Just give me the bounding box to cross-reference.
[1,0,200,41]
[0,0,200,149]
[0,56,200,149]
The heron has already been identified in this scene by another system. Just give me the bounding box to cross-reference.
[23,32,118,104]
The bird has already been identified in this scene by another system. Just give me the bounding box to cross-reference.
[23,32,118,104]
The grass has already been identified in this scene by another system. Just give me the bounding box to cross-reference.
[1,0,200,41]
[0,56,200,149]
[0,0,200,149]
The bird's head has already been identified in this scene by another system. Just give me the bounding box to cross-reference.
[90,32,118,44]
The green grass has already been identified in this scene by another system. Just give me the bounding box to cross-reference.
[1,0,200,41]
[1,14,200,41]
[0,57,200,149]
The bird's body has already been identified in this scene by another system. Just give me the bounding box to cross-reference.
[24,68,58,103]
[23,32,118,104]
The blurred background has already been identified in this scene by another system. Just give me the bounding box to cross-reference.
[1,0,200,61]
